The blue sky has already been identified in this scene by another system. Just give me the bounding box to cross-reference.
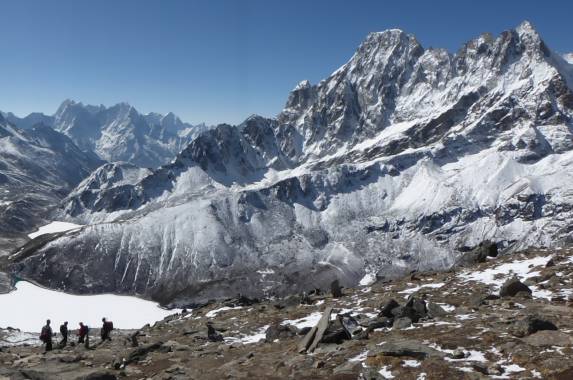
[0,0,571,125]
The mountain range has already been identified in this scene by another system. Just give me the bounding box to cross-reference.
[3,101,210,168]
[0,103,208,256]
[6,21,573,307]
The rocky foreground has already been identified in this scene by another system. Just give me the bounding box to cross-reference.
[1,248,573,380]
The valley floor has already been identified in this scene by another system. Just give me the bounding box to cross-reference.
[1,248,573,379]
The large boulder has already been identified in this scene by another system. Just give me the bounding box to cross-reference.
[457,240,498,266]
[265,323,297,342]
[523,330,573,347]
[369,340,446,360]
[500,278,532,297]
[393,317,413,329]
[511,315,558,337]
[378,299,400,318]
[405,296,427,319]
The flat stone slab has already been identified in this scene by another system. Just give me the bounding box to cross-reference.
[523,330,573,347]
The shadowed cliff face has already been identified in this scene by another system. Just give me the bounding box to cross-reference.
[12,21,573,305]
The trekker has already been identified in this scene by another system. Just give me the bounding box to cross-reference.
[40,319,53,352]
[101,318,114,341]
[78,322,90,348]
[59,321,68,347]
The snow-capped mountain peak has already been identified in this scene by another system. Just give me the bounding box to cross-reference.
[13,22,573,305]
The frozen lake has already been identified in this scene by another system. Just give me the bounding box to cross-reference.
[0,281,179,332]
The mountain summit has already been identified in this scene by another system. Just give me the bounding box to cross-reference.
[12,22,573,305]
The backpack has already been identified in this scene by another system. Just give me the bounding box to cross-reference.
[105,321,114,331]
[39,326,49,342]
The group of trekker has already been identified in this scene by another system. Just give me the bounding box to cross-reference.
[39,318,114,352]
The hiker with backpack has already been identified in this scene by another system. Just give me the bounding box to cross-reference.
[101,318,114,341]
[59,321,68,348]
[39,319,53,352]
[78,322,90,348]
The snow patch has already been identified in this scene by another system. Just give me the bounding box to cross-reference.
[281,312,322,329]
[359,272,377,286]
[28,221,82,239]
[224,325,269,345]
[206,306,243,318]
[379,365,395,379]
[399,282,446,296]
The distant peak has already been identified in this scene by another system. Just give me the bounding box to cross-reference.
[60,99,77,107]
[294,80,311,91]
[358,28,423,56]
[515,20,542,42]
[563,52,573,64]
[516,20,536,34]
[367,28,407,38]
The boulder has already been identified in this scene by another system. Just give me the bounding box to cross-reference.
[545,258,555,268]
[365,317,393,331]
[224,294,259,308]
[457,240,499,266]
[511,315,558,337]
[265,323,297,343]
[339,314,362,337]
[207,323,224,342]
[500,278,532,297]
[405,296,427,319]
[125,342,164,365]
[298,326,312,335]
[393,317,413,329]
[523,330,573,347]
[391,306,418,321]
[321,314,353,344]
[273,294,300,309]
[331,280,343,298]
[370,340,446,360]
[379,299,400,318]
[298,307,333,353]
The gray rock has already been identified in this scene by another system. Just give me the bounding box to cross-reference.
[207,323,224,342]
[405,296,427,319]
[451,349,467,359]
[331,279,343,298]
[391,306,418,321]
[393,317,413,329]
[523,330,573,347]
[366,317,393,330]
[125,342,165,365]
[265,323,297,342]
[370,340,446,359]
[378,298,400,318]
[511,315,558,337]
[500,278,532,297]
